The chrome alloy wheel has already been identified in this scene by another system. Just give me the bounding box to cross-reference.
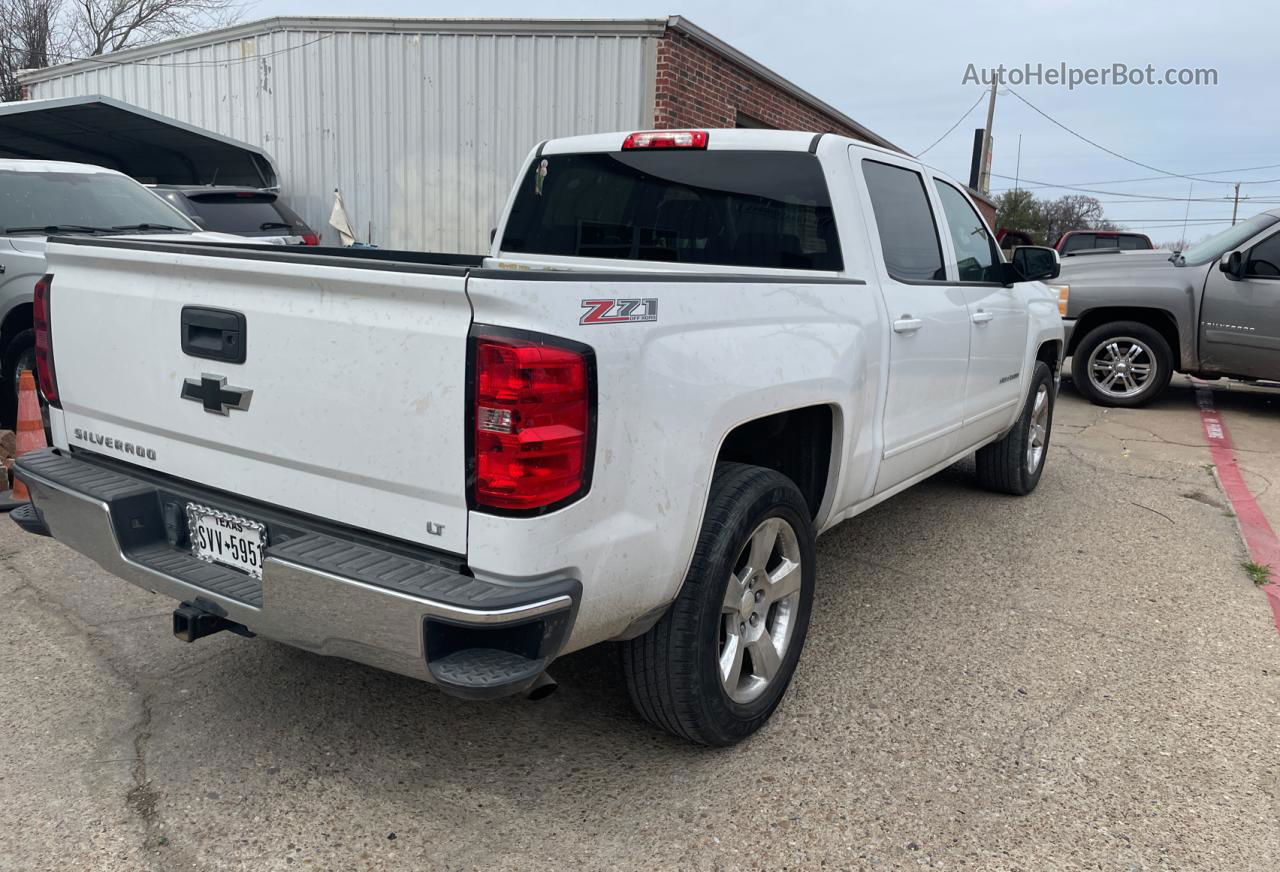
[719,517,803,704]
[1087,336,1155,399]
[1027,384,1050,474]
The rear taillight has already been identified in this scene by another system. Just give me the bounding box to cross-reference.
[471,330,593,512]
[622,130,709,150]
[33,273,59,408]
[301,233,320,246]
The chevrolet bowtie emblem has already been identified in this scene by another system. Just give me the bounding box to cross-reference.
[181,374,253,416]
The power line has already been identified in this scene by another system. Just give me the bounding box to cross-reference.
[990,190,1280,204]
[1003,86,1276,185]
[1099,217,1238,223]
[1116,220,1236,231]
[995,162,1280,190]
[915,90,987,158]
[989,173,1211,200]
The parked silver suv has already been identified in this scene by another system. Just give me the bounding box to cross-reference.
[0,160,232,425]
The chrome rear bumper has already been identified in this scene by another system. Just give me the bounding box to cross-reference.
[14,449,577,698]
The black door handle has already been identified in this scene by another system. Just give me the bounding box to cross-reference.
[181,306,246,364]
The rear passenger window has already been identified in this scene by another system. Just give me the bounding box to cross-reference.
[934,180,1002,282]
[861,160,945,282]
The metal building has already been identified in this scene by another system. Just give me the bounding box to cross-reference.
[18,16,901,253]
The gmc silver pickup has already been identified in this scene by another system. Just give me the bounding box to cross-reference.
[13,129,1064,745]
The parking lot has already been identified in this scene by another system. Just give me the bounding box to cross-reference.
[1,379,1277,872]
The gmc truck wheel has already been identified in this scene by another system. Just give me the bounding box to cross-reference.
[976,361,1055,496]
[620,462,816,746]
[1070,321,1173,407]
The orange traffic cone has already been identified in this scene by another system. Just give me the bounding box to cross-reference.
[1,370,46,511]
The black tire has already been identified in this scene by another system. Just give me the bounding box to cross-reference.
[620,463,816,746]
[0,329,35,429]
[975,361,1055,496]
[1070,320,1173,408]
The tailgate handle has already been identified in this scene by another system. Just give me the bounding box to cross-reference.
[181,306,246,364]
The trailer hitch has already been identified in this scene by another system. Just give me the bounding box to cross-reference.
[172,602,254,643]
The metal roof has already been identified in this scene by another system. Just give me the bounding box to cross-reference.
[0,95,277,187]
[18,15,903,154]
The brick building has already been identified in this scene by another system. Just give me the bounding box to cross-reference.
[652,19,898,148]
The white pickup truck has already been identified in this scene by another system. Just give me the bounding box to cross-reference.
[13,130,1064,745]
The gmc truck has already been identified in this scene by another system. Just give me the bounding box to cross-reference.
[13,130,1064,745]
[1061,210,1280,406]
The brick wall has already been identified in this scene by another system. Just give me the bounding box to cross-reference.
[653,29,870,140]
[651,28,1000,228]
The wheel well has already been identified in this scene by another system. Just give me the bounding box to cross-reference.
[1036,339,1062,376]
[1067,307,1180,361]
[715,405,833,520]
[1,304,32,353]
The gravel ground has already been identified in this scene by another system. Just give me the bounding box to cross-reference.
[1,383,1277,871]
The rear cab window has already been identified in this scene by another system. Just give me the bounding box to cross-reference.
[500,150,842,271]
[1062,232,1152,254]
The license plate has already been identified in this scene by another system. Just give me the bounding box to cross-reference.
[187,503,267,578]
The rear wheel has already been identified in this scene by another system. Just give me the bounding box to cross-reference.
[620,463,816,746]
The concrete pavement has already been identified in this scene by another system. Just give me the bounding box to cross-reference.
[1,384,1278,871]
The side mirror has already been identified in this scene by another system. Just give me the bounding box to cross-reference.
[1220,250,1245,279]
[1010,245,1061,283]
[190,216,209,230]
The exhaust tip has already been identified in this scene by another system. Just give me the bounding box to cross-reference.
[526,672,558,701]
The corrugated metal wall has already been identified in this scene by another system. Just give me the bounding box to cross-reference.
[27,25,655,252]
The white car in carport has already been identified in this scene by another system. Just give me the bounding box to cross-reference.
[0,159,240,425]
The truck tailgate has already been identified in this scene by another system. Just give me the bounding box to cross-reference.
[45,241,471,553]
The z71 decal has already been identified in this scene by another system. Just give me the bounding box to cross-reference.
[580,298,658,325]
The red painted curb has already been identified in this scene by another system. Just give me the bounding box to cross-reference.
[1193,384,1280,633]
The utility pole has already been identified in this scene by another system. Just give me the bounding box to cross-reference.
[977,79,997,194]
[1231,182,1241,225]
[1013,134,1022,193]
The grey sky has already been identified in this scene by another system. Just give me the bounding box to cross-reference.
[255,0,1278,244]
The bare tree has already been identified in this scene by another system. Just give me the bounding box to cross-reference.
[0,0,63,101]
[994,190,1118,246]
[66,0,243,58]
[1,0,242,100]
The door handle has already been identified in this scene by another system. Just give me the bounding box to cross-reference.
[892,316,923,334]
[971,309,994,325]
[181,306,247,364]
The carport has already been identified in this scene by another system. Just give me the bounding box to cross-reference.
[0,95,276,188]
